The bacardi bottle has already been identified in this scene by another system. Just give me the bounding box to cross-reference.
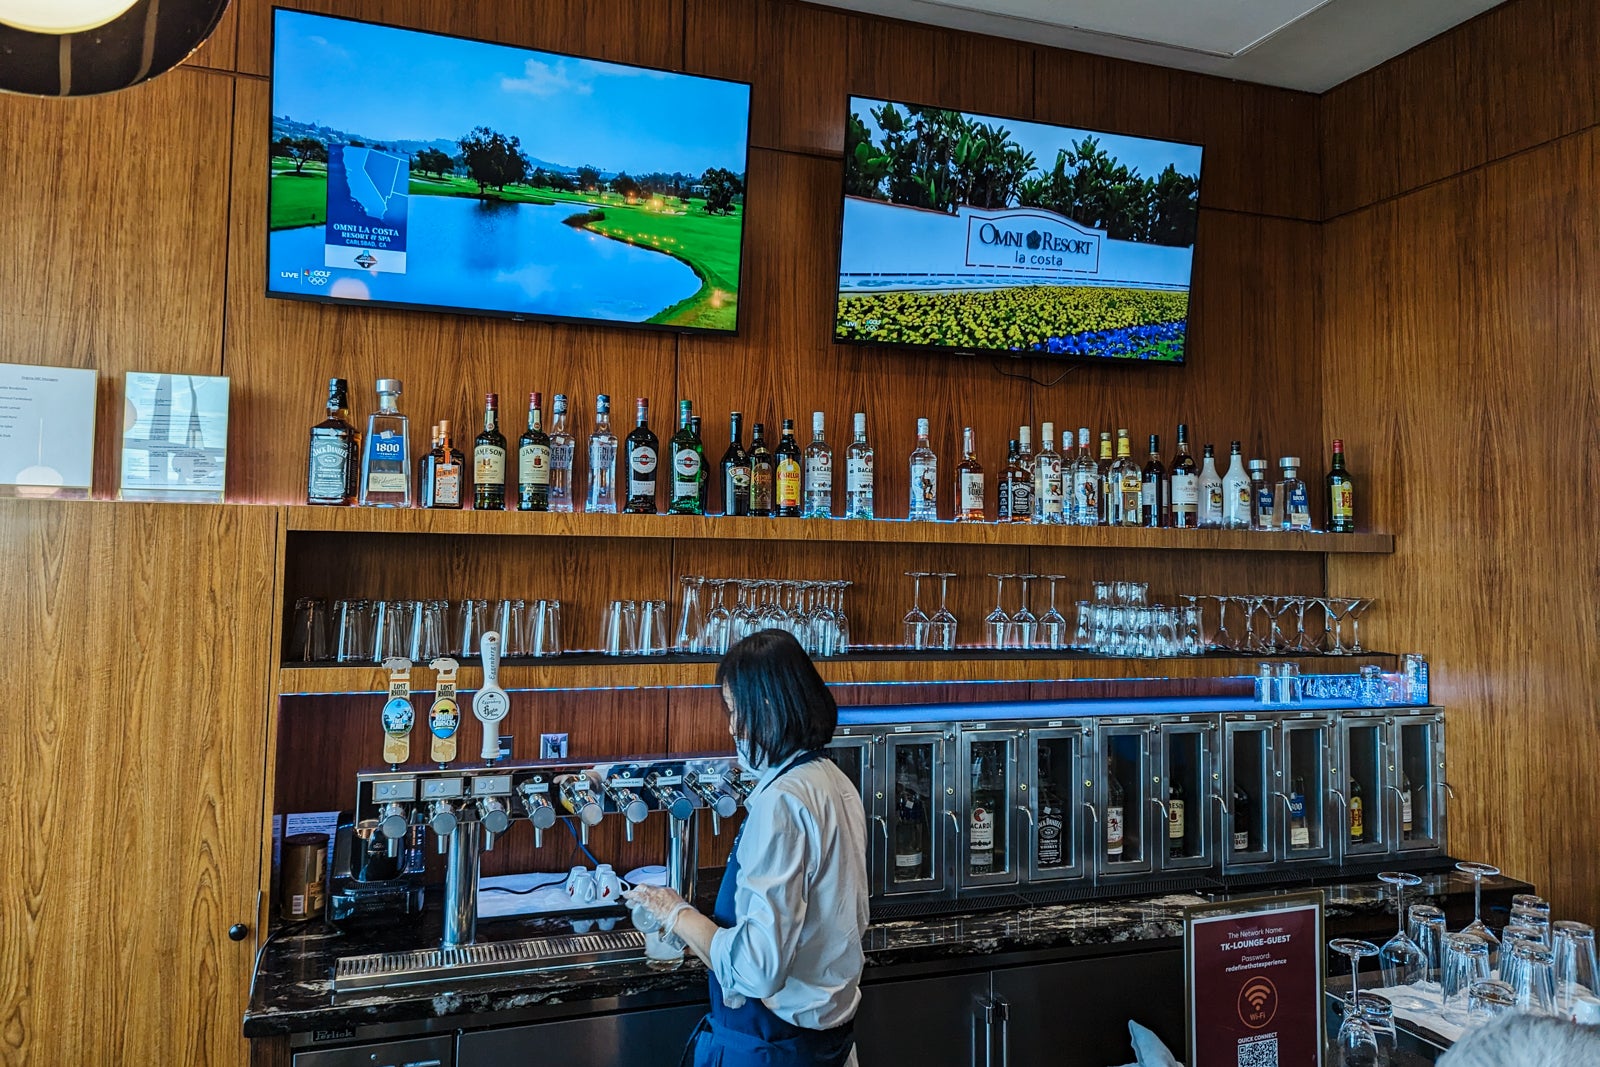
[668,400,704,516]
[968,753,1000,875]
[1073,427,1100,525]
[473,393,507,511]
[1033,422,1063,524]
[1198,444,1224,528]
[1222,442,1252,529]
[748,422,775,517]
[307,377,359,506]
[774,418,803,518]
[908,418,938,521]
[1327,439,1356,533]
[623,397,659,514]
[358,378,411,507]
[956,427,984,522]
[547,394,576,513]
[844,412,874,519]
[585,394,617,513]
[1168,423,1198,528]
[516,392,551,512]
[802,411,833,518]
[720,413,751,516]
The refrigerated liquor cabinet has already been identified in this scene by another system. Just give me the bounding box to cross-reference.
[828,697,1447,907]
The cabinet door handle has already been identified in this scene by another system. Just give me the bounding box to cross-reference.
[872,814,889,846]
[1081,801,1099,825]
[1328,788,1349,812]
[1015,804,1035,829]
[1272,790,1293,815]
[945,809,962,836]
[1150,796,1170,822]
[996,998,1011,1067]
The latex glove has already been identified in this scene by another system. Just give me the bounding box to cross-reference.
[622,884,690,933]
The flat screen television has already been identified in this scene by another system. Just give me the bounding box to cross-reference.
[267,11,752,334]
[835,97,1203,363]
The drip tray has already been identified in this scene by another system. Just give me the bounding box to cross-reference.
[333,929,647,992]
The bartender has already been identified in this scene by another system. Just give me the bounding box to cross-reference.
[624,629,869,1067]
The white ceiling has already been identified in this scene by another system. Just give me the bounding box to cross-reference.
[809,0,1509,92]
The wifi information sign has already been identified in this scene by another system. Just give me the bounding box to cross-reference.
[1185,893,1324,1067]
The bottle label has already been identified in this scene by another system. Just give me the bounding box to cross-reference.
[960,471,984,513]
[847,456,873,492]
[1008,479,1032,519]
[910,460,937,511]
[1170,472,1199,507]
[629,446,658,498]
[1350,796,1365,840]
[474,445,505,485]
[730,464,751,490]
[805,454,831,489]
[434,461,460,505]
[1037,808,1063,867]
[1401,790,1413,832]
[1231,483,1252,518]
[1289,792,1310,847]
[1203,482,1224,518]
[1332,483,1354,519]
[519,443,550,487]
[1169,799,1185,840]
[1035,458,1062,515]
[1120,474,1141,515]
[366,431,407,493]
[673,448,702,496]
[1287,485,1311,529]
[1105,807,1124,856]
[751,463,773,511]
[1140,480,1157,510]
[308,435,349,497]
[969,806,994,851]
[1233,827,1249,851]
[1077,473,1099,520]
[1255,485,1276,528]
[551,441,575,472]
[776,458,802,507]
[895,850,923,869]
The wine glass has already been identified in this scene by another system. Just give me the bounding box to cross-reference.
[1456,861,1501,948]
[1209,594,1235,651]
[929,572,958,651]
[833,580,853,654]
[1321,597,1351,655]
[732,579,760,641]
[1011,574,1038,649]
[985,574,1012,649]
[702,579,732,654]
[903,572,931,650]
[1377,872,1426,987]
[1038,575,1067,650]
[1329,939,1381,1066]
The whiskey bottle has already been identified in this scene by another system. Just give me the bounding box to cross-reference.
[802,412,833,518]
[692,415,708,514]
[1000,439,1032,523]
[1095,431,1115,525]
[774,418,803,518]
[1249,458,1275,530]
[1106,755,1126,860]
[547,393,576,513]
[1075,427,1100,526]
[1168,423,1198,528]
[1016,425,1035,481]
[1288,774,1310,848]
[624,397,659,514]
[516,392,551,512]
[1222,442,1252,529]
[1198,444,1224,528]
[1349,776,1365,842]
[1232,782,1252,852]
[358,378,412,507]
[473,393,507,510]
[1280,457,1312,531]
[893,760,928,882]
[1036,747,1065,869]
[1033,422,1063,524]
[844,412,875,519]
[668,400,704,516]
[1327,439,1356,533]
[720,413,751,516]
[908,417,938,521]
[1140,434,1166,528]
[1168,773,1186,859]
[956,427,985,522]
[585,394,617,513]
[307,377,359,506]
[748,422,775,517]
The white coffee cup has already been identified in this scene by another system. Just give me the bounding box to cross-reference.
[594,863,627,903]
[564,865,597,905]
[643,927,685,963]
[571,918,595,934]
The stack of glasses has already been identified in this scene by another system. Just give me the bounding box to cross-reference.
[675,577,852,658]
[288,597,564,662]
[1070,581,1203,658]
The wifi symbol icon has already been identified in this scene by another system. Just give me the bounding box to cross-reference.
[1237,977,1278,1028]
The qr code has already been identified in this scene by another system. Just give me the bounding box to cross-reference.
[1238,1038,1278,1067]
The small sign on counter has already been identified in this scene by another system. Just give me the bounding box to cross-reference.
[1185,891,1324,1067]
[119,371,229,501]
[0,362,97,496]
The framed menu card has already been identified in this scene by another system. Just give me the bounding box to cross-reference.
[119,372,229,501]
[0,362,97,497]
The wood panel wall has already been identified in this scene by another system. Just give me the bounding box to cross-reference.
[1320,0,1600,919]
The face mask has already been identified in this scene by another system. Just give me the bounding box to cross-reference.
[735,734,767,773]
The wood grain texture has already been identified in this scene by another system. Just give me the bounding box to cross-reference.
[184,0,240,72]
[0,501,276,1067]
[0,68,234,498]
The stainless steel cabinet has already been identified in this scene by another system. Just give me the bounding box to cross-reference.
[853,971,994,1067]
[456,1004,705,1067]
[1094,718,1157,882]
[990,950,1185,1067]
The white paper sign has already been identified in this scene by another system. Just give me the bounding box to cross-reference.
[0,362,97,493]
[120,372,229,499]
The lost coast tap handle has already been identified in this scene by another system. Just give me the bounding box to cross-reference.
[473,632,510,761]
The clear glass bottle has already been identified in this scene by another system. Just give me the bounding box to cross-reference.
[1288,774,1310,848]
[584,393,617,514]
[1168,423,1198,528]
[748,422,775,517]
[358,378,412,507]
[774,418,803,518]
[1327,438,1356,533]
[1248,458,1274,531]
[1222,442,1252,529]
[844,412,874,519]
[306,377,359,506]
[1198,444,1224,528]
[802,411,833,518]
[1140,434,1166,528]
[1111,429,1141,527]
[1033,421,1063,524]
[624,397,659,514]
[968,753,1000,875]
[473,392,507,511]
[516,392,550,512]
[1280,457,1312,531]
[1168,773,1186,859]
[1232,781,1252,852]
[1016,425,1034,482]
[668,399,704,516]
[547,393,576,513]
[1073,427,1099,526]
[893,755,929,881]
[1106,754,1125,860]
[692,415,708,514]
[720,412,750,517]
[1095,430,1115,525]
[956,426,984,522]
[908,417,938,521]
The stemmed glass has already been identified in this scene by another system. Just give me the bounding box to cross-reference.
[1457,861,1502,948]
[1346,598,1375,654]
[1321,597,1351,655]
[1038,575,1067,650]
[1377,872,1427,987]
[759,580,787,631]
[985,574,1013,649]
[1289,595,1318,654]
[1012,574,1039,649]
[732,579,760,641]
[1210,594,1235,651]
[929,573,958,651]
[1329,939,1381,1066]
[675,575,705,653]
[831,581,852,653]
[903,572,931,650]
[702,579,732,654]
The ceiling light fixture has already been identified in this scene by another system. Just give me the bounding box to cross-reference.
[0,0,141,34]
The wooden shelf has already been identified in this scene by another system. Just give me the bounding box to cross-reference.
[285,506,1394,554]
[278,652,1400,695]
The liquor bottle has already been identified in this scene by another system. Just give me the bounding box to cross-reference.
[1096,431,1115,525]
[1036,746,1065,869]
[908,417,938,521]
[1232,782,1252,852]
[691,415,708,514]
[1168,423,1199,528]
[1140,434,1167,528]
[1280,457,1312,531]
[1249,459,1275,531]
[358,378,412,507]
[1074,427,1100,526]
[623,397,660,514]
[668,400,704,516]
[1222,442,1252,529]
[748,422,775,517]
[1198,444,1224,528]
[844,412,875,519]
[516,392,551,512]
[473,393,507,511]
[1033,422,1063,524]
[802,412,833,518]
[968,753,999,875]
[1016,425,1035,481]
[1400,770,1414,840]
[893,766,928,882]
[585,394,617,514]
[956,427,985,522]
[1112,430,1141,527]
[1168,773,1186,859]
[422,420,465,509]
[774,418,803,518]
[1349,777,1365,842]
[1288,774,1310,848]
[720,413,751,516]
[1000,439,1033,523]
[1105,755,1125,860]
[998,439,1017,522]
[307,377,359,506]
[1327,439,1356,533]
[547,393,576,513]
[417,423,440,506]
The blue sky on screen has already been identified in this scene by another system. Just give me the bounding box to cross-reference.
[273,11,750,175]
[849,96,1202,187]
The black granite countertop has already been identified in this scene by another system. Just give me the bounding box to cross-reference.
[244,871,1528,1040]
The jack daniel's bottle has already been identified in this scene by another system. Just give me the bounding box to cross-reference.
[307,377,359,506]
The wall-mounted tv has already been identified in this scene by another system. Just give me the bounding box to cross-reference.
[267,11,752,333]
[835,97,1203,363]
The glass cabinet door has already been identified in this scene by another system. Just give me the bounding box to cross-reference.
[824,735,872,807]
[1339,713,1389,859]
[959,730,1020,888]
[1222,718,1274,870]
[1279,714,1336,863]
[1026,725,1086,882]
[1095,722,1153,878]
[1158,720,1215,871]
[882,731,951,898]
[1392,712,1445,853]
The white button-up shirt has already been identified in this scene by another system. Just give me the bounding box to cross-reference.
[708,751,870,1033]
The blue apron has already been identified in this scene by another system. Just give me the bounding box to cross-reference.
[681,749,856,1067]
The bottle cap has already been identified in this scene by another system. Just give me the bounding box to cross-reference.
[1203,443,1214,455]
[1231,440,1242,452]
[553,393,568,412]
[1333,439,1345,452]
[812,411,825,435]
[1018,425,1031,445]
[596,393,610,411]
[1041,420,1054,439]
[679,398,692,414]
[1280,456,1300,468]
[439,419,452,438]
[1149,434,1160,451]
[783,417,795,430]
[530,391,542,407]
[917,417,930,435]
[485,392,498,407]
[853,412,866,433]
[1248,459,1268,472]
[376,378,402,395]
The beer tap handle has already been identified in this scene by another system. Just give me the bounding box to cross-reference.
[472,632,510,761]
[380,658,416,767]
[428,657,461,766]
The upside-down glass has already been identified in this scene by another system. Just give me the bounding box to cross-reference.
[702,579,732,655]
[929,573,958,651]
[1456,861,1501,948]
[410,599,448,662]
[638,599,670,655]
[1442,934,1492,1015]
[985,574,1012,649]
[1329,939,1382,1066]
[373,600,415,662]
[530,599,562,657]
[333,598,373,664]
[1504,941,1557,1014]
[1553,921,1599,1013]
[495,599,528,657]
[675,576,705,653]
[903,572,930,650]
[289,597,330,663]
[456,598,491,659]
[1408,905,1448,981]
[1377,872,1427,987]
[601,600,638,656]
[1012,574,1038,649]
[1466,979,1516,1023]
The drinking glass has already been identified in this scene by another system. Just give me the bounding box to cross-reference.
[702,579,732,655]
[830,581,852,654]
[1377,872,1427,987]
[373,600,414,662]
[1178,599,1202,656]
[1512,893,1549,912]
[783,581,810,649]
[984,574,1012,649]
[1125,582,1148,608]
[1504,941,1557,1014]
[1329,939,1381,1066]
[757,580,786,631]
[1509,913,1552,948]
[288,597,330,663]
[601,600,638,656]
[1011,574,1038,649]
[1210,594,1235,651]
[638,599,670,655]
[1073,600,1094,651]
[1553,921,1599,1012]
[333,598,373,664]
[930,573,958,651]
[732,580,760,643]
[1346,598,1374,654]
[1456,861,1501,948]
[1408,904,1448,981]
[1035,575,1066,650]
[495,598,528,657]
[1112,580,1133,606]
[1442,934,1492,1015]
[410,599,448,662]
[675,576,705,653]
[1092,579,1113,605]
[530,599,562,657]
[1356,993,1395,1061]
[456,598,491,658]
[903,572,931,650]
[1466,979,1516,1023]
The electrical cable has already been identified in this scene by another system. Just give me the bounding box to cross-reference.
[990,357,1081,388]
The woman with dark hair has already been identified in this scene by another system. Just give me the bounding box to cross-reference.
[624,629,869,1066]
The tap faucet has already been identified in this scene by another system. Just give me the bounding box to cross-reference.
[377,801,410,858]
[559,774,604,846]
[644,769,696,822]
[519,780,558,849]
[603,776,649,843]
[426,799,458,854]
[726,771,755,807]
[476,796,511,851]
[685,769,739,835]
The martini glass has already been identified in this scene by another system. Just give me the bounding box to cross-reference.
[1377,872,1427,987]
[1457,861,1501,948]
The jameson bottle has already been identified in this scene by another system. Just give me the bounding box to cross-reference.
[624,397,659,514]
[307,377,359,506]
[908,417,938,521]
[668,400,704,516]
[473,393,507,511]
[774,418,803,517]
[720,413,751,516]
[1327,439,1356,533]
[516,392,551,511]
[802,412,833,518]
[748,422,775,517]
[1140,434,1166,528]
[844,412,874,519]
[547,393,576,513]
[358,378,411,507]
[955,427,984,522]
[1168,423,1199,528]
